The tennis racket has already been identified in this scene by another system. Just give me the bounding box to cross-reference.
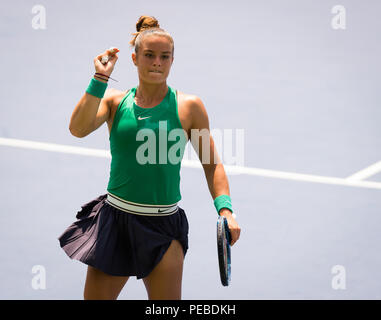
[217,216,232,286]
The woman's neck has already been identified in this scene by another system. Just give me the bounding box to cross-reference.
[135,82,168,105]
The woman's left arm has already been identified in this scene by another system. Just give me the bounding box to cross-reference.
[189,96,241,246]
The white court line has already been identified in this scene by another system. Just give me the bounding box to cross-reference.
[1,137,381,190]
[0,137,110,158]
[345,161,381,181]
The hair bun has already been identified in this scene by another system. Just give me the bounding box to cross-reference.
[136,15,160,32]
[130,15,172,51]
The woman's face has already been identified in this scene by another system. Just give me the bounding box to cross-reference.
[132,35,174,84]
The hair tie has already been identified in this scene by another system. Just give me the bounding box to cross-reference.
[95,72,118,82]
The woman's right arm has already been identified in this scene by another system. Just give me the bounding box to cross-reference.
[69,86,115,138]
[69,48,119,138]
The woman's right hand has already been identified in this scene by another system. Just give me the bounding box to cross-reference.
[94,47,120,77]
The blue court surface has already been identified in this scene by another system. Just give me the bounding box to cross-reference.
[1,0,380,299]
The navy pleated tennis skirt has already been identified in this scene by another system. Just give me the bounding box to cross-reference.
[58,194,189,279]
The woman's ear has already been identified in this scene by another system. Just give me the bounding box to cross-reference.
[132,52,137,66]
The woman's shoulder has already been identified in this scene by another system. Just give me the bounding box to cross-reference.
[176,89,208,131]
[176,89,203,107]
[105,87,130,99]
[105,87,131,110]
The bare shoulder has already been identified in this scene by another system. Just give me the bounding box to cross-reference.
[177,90,209,130]
[177,90,207,117]
[177,90,203,107]
[105,88,127,108]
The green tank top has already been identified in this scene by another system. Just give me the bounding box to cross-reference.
[107,85,188,205]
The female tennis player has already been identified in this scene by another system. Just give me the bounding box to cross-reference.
[58,15,241,300]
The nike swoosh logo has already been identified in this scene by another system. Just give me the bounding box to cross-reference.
[158,208,171,213]
[138,116,151,120]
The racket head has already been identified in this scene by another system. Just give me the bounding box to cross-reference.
[217,216,232,286]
